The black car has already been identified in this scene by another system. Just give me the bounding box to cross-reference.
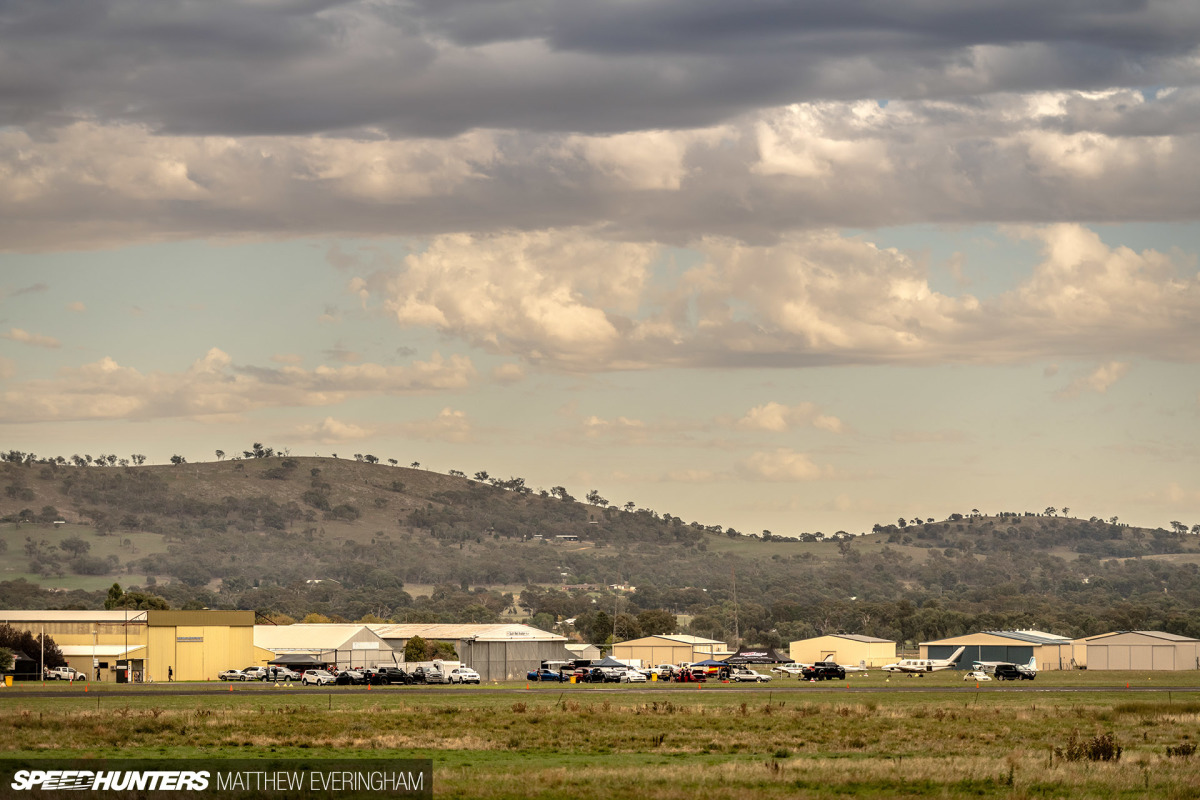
[800,662,846,681]
[993,664,1035,681]
[526,669,568,682]
[334,669,367,685]
[375,666,412,685]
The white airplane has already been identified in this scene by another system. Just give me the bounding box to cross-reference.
[771,664,808,677]
[972,656,1037,676]
[881,647,966,675]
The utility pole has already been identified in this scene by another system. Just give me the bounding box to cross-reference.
[731,567,739,648]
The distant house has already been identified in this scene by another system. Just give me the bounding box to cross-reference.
[555,534,579,543]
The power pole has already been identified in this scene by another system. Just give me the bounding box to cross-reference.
[731,567,739,648]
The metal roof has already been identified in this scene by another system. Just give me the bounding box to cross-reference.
[368,623,565,642]
[0,610,149,624]
[254,624,388,652]
[981,630,1072,645]
[824,634,894,644]
[1083,630,1200,643]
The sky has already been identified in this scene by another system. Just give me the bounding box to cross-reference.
[2,0,1200,536]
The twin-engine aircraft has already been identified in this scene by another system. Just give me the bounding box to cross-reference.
[881,646,966,675]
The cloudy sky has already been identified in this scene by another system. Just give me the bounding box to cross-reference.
[3,0,1200,536]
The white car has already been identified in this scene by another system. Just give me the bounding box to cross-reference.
[964,670,992,682]
[240,666,268,681]
[619,669,647,683]
[447,667,481,684]
[218,668,246,681]
[47,666,80,681]
[729,668,773,683]
[301,669,336,686]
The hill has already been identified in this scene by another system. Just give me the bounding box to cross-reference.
[2,453,1200,646]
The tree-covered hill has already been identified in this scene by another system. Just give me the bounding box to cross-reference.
[2,451,1200,646]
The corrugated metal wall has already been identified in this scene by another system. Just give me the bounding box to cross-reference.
[460,641,574,681]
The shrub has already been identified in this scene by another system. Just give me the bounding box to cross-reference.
[1056,731,1121,762]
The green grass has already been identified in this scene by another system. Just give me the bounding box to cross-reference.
[6,677,1200,798]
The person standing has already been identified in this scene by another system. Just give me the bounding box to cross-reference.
[168,666,173,682]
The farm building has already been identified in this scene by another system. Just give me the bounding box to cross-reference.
[1080,631,1200,670]
[368,623,571,681]
[789,634,896,668]
[254,624,391,671]
[612,634,728,667]
[0,609,254,682]
[921,630,1076,670]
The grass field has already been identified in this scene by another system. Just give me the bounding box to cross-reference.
[5,673,1200,798]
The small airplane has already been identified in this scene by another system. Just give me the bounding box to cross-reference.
[818,655,869,673]
[972,656,1037,679]
[881,646,966,675]
[771,664,808,677]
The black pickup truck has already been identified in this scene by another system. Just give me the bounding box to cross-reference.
[800,661,846,681]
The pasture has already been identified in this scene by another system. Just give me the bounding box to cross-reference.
[4,673,1200,798]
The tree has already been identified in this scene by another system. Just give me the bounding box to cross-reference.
[59,537,90,558]
[215,450,225,461]
[636,608,677,636]
[389,459,398,467]
[411,462,421,469]
[404,635,428,662]
[1045,507,1057,517]
[131,454,146,465]
[589,611,613,645]
[586,490,609,507]
[473,471,489,482]
[0,648,12,673]
[170,455,186,465]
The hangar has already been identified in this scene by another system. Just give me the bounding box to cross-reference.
[789,634,896,667]
[0,609,254,682]
[254,624,391,671]
[612,634,728,667]
[1081,631,1200,670]
[368,623,571,681]
[921,630,1076,670]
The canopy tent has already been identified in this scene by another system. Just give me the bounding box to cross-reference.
[267,654,326,667]
[593,656,628,668]
[691,658,728,667]
[723,646,794,665]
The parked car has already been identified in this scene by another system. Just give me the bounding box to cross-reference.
[964,670,992,681]
[301,669,336,686]
[375,666,412,685]
[218,668,247,681]
[993,664,1035,681]
[335,669,367,685]
[800,662,846,681]
[412,666,444,684]
[527,669,568,682]
[618,669,647,683]
[729,667,773,683]
[447,667,481,685]
[47,666,80,681]
[240,666,268,681]
[673,668,707,682]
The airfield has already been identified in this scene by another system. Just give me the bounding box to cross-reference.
[4,671,1200,798]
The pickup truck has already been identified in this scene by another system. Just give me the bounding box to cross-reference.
[47,666,80,681]
[800,661,846,681]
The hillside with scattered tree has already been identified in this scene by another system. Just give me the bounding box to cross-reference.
[3,447,1200,649]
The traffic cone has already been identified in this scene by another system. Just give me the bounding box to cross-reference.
[367,683,372,691]
[229,684,233,692]
[84,685,88,693]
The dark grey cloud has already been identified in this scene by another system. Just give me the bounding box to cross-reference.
[1,0,1198,137]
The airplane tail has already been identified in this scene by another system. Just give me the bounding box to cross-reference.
[948,646,966,663]
[1027,657,1037,672]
